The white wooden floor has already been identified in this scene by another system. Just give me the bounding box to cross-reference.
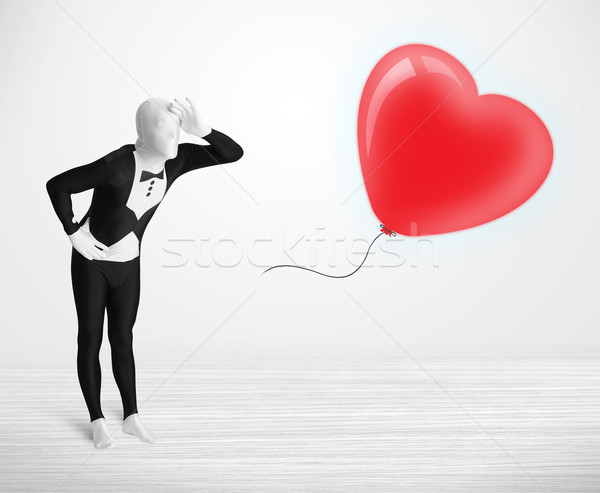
[0,356,598,492]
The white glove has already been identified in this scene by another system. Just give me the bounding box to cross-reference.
[169,96,212,138]
[69,228,109,260]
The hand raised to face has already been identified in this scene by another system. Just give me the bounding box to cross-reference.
[168,96,212,138]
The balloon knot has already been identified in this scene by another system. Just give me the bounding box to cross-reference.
[380,224,396,237]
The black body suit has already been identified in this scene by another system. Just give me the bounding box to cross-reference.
[46,129,243,421]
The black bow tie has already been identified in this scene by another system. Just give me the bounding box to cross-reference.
[140,169,164,182]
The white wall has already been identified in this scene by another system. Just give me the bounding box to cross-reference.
[1,0,598,368]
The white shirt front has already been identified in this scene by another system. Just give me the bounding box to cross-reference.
[126,152,168,220]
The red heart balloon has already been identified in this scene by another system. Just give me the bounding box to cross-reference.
[357,44,553,236]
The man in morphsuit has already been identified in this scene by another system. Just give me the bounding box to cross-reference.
[46,97,243,449]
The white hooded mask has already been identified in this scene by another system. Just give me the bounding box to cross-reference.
[134,97,180,160]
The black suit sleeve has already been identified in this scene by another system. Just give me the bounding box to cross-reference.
[46,157,110,235]
[178,128,244,176]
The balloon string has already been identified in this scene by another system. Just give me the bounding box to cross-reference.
[261,224,396,279]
